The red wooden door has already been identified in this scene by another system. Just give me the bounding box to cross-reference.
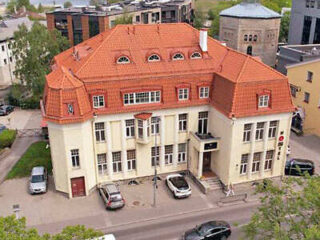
[71,177,86,197]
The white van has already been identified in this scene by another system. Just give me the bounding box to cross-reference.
[91,234,116,240]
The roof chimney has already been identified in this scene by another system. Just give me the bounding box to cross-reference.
[200,28,208,52]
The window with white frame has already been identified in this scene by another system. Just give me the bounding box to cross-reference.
[138,119,144,139]
[307,71,313,82]
[112,152,122,173]
[258,95,269,108]
[178,143,187,163]
[93,95,105,108]
[151,117,160,135]
[97,153,107,175]
[125,119,135,137]
[268,121,278,138]
[255,122,265,140]
[148,54,160,62]
[165,145,173,165]
[123,91,161,105]
[151,146,160,166]
[127,150,136,171]
[179,113,187,131]
[243,124,252,142]
[95,122,105,142]
[71,149,80,168]
[198,111,208,134]
[117,56,130,64]
[240,154,248,174]
[172,53,184,60]
[199,87,209,98]
[178,88,189,100]
[264,150,274,170]
[252,152,261,173]
[304,92,310,103]
[190,52,201,59]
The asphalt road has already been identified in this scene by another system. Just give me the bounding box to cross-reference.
[105,201,259,240]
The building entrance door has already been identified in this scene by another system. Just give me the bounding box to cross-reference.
[203,152,211,172]
[71,177,86,197]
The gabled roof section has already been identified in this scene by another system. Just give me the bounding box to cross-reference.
[46,66,83,89]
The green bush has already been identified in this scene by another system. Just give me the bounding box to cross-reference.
[0,129,17,149]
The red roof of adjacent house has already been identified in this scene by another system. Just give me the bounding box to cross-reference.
[44,23,294,124]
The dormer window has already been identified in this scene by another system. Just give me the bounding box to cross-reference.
[148,54,160,62]
[93,95,105,108]
[172,53,184,61]
[117,56,130,64]
[190,52,201,59]
[258,95,269,108]
[67,103,74,115]
[178,88,189,100]
[199,87,209,98]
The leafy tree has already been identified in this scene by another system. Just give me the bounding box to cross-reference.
[12,22,69,98]
[207,9,214,21]
[89,0,104,7]
[0,215,103,240]
[261,0,292,13]
[279,12,290,42]
[243,176,320,240]
[6,0,37,13]
[193,8,205,29]
[37,3,44,13]
[63,1,72,8]
[51,225,103,240]
[114,12,133,25]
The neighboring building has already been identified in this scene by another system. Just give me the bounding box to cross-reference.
[277,44,320,75]
[287,59,320,136]
[0,17,33,87]
[219,0,281,66]
[43,23,294,198]
[46,0,194,46]
[288,0,320,45]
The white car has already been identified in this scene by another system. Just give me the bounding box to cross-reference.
[166,174,191,199]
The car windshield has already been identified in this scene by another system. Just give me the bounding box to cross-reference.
[196,224,212,236]
[31,175,44,183]
[171,176,188,189]
[110,193,122,202]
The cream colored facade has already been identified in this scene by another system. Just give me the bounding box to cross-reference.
[287,60,320,136]
[48,104,292,198]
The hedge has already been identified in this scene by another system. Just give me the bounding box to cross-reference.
[0,129,17,149]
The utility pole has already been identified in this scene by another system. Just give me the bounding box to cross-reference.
[153,116,160,207]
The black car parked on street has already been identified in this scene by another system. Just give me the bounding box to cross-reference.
[184,221,231,240]
[0,105,14,116]
[285,158,315,176]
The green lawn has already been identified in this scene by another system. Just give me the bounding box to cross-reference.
[195,0,220,12]
[7,141,52,179]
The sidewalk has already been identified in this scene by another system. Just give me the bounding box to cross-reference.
[0,136,40,183]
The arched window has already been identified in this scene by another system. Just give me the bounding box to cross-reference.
[253,35,258,42]
[117,56,130,64]
[249,35,252,41]
[190,52,202,59]
[247,46,253,56]
[148,54,160,62]
[172,53,184,61]
[244,34,248,41]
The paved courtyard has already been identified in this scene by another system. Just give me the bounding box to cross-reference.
[0,108,42,130]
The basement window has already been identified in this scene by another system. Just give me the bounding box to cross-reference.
[190,52,202,59]
[172,53,184,61]
[148,54,160,62]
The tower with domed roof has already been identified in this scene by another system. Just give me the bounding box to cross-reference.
[219,0,281,66]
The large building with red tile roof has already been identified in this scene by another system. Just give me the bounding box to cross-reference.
[43,23,294,198]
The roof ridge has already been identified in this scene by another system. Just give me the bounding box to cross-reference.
[236,55,250,82]
[249,55,286,79]
[75,26,118,76]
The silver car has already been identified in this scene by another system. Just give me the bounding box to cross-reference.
[29,166,48,194]
[98,183,125,210]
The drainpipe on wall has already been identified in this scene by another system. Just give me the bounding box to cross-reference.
[91,113,99,187]
[187,138,190,176]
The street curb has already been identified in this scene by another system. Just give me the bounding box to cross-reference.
[101,198,261,231]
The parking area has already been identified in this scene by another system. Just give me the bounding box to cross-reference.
[0,173,223,234]
[0,108,42,130]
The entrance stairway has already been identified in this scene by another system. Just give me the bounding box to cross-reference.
[202,177,223,191]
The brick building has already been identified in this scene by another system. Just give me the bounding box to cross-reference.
[46,0,194,46]
[219,0,281,66]
[43,23,294,198]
